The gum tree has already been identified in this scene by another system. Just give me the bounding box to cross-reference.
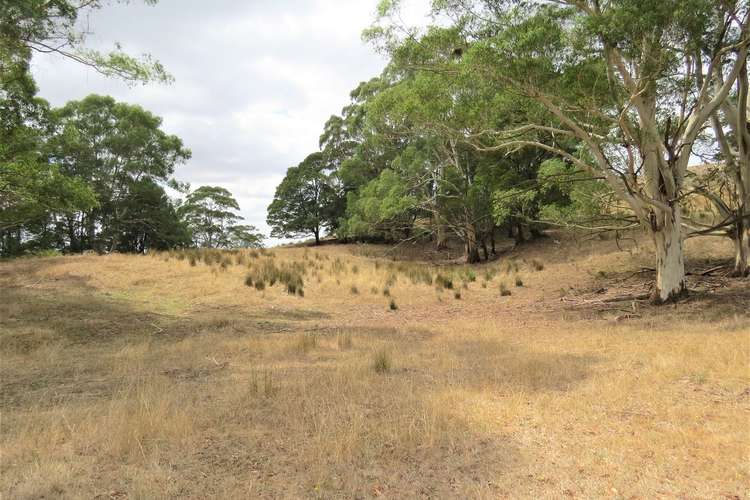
[375,0,749,302]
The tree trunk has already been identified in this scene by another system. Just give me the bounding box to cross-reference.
[731,217,749,277]
[651,205,687,303]
[465,223,481,263]
[436,221,447,250]
[514,222,525,245]
[314,229,320,246]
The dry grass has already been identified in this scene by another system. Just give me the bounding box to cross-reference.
[1,234,748,498]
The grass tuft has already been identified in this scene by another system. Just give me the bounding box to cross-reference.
[500,282,512,296]
[372,349,391,373]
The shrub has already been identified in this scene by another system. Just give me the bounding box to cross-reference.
[531,259,544,271]
[515,276,524,287]
[372,349,391,373]
[389,298,398,310]
[465,270,477,282]
[454,290,462,300]
[500,283,512,296]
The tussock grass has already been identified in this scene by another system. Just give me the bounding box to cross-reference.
[1,236,747,498]
[337,332,353,350]
[296,333,317,354]
[372,349,391,373]
[435,273,454,289]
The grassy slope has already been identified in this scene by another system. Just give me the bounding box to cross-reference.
[1,234,748,499]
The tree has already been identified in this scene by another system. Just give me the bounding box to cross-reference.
[267,153,337,245]
[0,0,171,84]
[225,225,264,249]
[48,94,191,251]
[179,185,261,249]
[115,178,191,252]
[684,64,750,277]
[374,0,749,302]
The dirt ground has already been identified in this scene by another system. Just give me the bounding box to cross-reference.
[1,232,748,499]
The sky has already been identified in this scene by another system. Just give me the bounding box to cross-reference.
[30,0,429,244]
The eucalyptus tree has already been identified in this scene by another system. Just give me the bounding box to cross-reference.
[267,153,338,245]
[116,177,191,252]
[0,0,170,84]
[374,0,749,302]
[685,66,750,277]
[48,94,191,251]
[178,186,259,249]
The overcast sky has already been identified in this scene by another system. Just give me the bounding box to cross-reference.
[31,0,428,244]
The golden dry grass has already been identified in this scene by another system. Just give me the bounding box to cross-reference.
[1,233,748,499]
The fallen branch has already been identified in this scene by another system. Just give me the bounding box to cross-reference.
[700,265,728,276]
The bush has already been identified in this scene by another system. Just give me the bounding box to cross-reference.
[515,276,524,287]
[389,298,398,310]
[500,283,512,296]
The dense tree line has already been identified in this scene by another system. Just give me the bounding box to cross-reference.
[268,0,749,302]
[0,0,262,256]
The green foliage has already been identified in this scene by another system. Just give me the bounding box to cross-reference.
[0,0,171,85]
[179,186,262,249]
[267,152,338,244]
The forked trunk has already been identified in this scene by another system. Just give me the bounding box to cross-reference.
[651,205,687,303]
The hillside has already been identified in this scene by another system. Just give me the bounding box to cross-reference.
[1,233,748,498]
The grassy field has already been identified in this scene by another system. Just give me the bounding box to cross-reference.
[1,233,748,499]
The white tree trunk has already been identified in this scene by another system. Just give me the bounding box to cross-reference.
[652,205,687,303]
[732,226,749,277]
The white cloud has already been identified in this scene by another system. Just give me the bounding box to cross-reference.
[30,0,437,244]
